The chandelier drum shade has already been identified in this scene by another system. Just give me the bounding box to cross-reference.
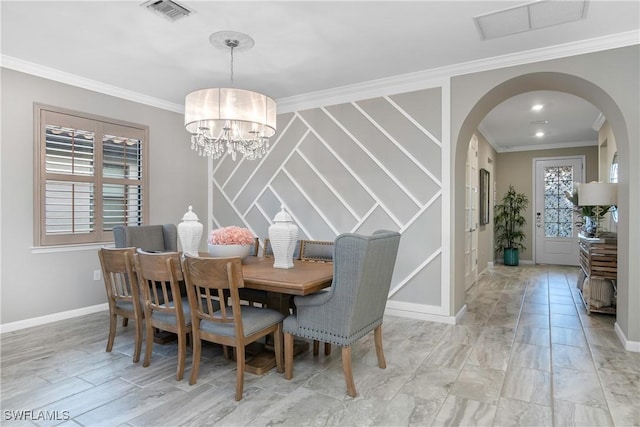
[184,31,277,161]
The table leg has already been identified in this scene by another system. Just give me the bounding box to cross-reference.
[243,291,308,375]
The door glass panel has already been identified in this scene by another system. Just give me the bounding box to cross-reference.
[544,166,575,238]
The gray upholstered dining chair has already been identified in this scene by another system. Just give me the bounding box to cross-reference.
[263,238,301,259]
[113,224,178,252]
[283,230,401,397]
[299,239,334,262]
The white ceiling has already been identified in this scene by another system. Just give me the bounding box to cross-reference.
[2,1,639,151]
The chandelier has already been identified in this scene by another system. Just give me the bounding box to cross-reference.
[184,31,276,161]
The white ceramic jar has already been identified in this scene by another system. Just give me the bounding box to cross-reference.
[268,205,299,269]
[178,205,203,257]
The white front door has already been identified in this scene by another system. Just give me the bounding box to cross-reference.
[534,157,585,266]
[465,135,479,289]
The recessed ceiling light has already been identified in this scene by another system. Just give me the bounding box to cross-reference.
[535,131,545,137]
[531,104,544,111]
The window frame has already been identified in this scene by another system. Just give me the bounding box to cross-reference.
[34,104,149,247]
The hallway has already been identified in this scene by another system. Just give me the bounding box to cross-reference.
[455,264,638,426]
[1,265,638,426]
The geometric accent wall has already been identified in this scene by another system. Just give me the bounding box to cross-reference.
[209,87,446,315]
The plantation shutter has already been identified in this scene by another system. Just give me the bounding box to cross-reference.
[36,107,147,246]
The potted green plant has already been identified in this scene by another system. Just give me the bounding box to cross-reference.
[494,185,529,266]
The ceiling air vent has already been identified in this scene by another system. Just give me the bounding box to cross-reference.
[474,0,588,40]
[142,0,192,22]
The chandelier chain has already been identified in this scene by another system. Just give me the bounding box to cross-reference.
[229,41,234,87]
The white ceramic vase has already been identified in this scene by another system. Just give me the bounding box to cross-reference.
[178,205,203,257]
[268,205,298,269]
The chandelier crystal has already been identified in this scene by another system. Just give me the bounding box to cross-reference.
[184,31,276,161]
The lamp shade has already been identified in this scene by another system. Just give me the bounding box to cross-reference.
[184,87,276,139]
[578,182,617,206]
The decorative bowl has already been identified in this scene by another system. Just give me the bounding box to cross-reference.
[207,244,251,259]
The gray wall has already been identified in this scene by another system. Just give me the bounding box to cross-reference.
[451,45,640,345]
[0,68,207,325]
[210,88,448,314]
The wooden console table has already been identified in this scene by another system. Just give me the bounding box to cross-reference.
[578,234,617,315]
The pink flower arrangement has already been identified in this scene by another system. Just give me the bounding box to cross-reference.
[208,226,255,246]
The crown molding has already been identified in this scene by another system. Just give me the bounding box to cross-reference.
[496,139,598,153]
[278,30,639,113]
[0,55,184,114]
[2,30,638,115]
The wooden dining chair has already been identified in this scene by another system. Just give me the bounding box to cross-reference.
[181,255,285,400]
[238,237,269,307]
[248,237,260,256]
[134,249,191,381]
[98,247,144,363]
[283,230,401,397]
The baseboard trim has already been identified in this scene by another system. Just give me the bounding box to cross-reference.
[614,322,640,352]
[385,303,457,324]
[455,304,467,324]
[0,303,108,334]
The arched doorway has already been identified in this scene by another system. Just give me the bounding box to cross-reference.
[453,72,631,341]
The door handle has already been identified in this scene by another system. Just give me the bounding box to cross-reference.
[536,212,542,228]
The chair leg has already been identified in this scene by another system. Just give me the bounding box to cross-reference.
[223,345,232,360]
[142,321,154,368]
[313,340,319,356]
[284,332,294,380]
[274,323,284,373]
[133,315,143,363]
[106,313,117,353]
[374,325,386,369]
[235,346,245,401]
[189,333,202,385]
[176,330,187,381]
[342,346,357,397]
[324,342,331,356]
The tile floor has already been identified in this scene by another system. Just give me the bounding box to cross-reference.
[1,264,638,426]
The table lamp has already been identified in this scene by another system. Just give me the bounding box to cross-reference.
[578,182,617,238]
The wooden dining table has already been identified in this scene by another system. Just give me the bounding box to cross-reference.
[239,256,333,374]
